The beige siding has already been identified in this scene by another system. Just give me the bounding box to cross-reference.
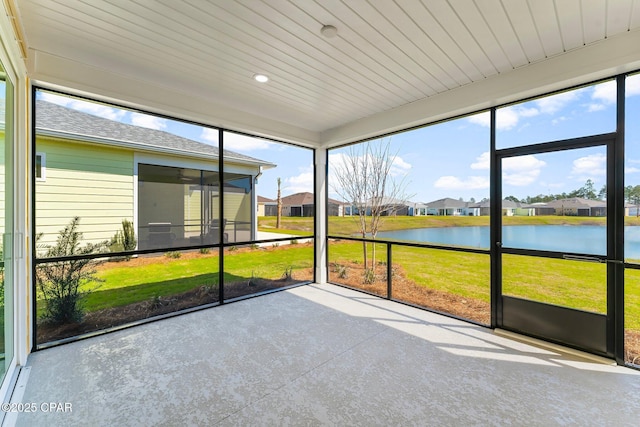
[137,181,184,242]
[35,137,134,247]
[212,190,251,241]
[184,186,201,237]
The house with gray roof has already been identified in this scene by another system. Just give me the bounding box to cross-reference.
[278,192,344,217]
[469,199,535,216]
[543,198,607,217]
[424,198,469,216]
[35,100,275,248]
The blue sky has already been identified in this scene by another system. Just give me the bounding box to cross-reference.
[331,75,640,203]
[37,74,640,203]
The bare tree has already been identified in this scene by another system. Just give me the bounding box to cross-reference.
[332,138,410,274]
[276,177,282,229]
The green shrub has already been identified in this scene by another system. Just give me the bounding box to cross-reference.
[109,219,137,257]
[148,294,174,311]
[248,270,258,286]
[200,281,218,297]
[282,266,293,280]
[363,268,376,285]
[165,251,181,259]
[334,264,348,279]
[36,217,107,324]
[199,247,210,254]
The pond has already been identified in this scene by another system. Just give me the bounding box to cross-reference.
[375,225,640,259]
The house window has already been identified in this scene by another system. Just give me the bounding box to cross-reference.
[35,152,46,180]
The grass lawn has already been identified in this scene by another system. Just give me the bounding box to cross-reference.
[36,244,314,316]
[36,227,640,333]
[328,240,640,330]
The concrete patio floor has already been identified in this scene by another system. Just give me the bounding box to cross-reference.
[8,283,640,426]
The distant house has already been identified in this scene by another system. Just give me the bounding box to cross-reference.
[544,198,607,217]
[408,202,428,216]
[421,198,536,216]
[424,198,469,216]
[281,192,315,217]
[257,196,277,216]
[345,197,410,216]
[279,192,344,216]
[35,100,275,248]
[469,199,534,216]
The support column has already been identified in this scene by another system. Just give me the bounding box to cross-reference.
[315,148,327,284]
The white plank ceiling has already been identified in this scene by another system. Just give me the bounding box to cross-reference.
[12,0,640,143]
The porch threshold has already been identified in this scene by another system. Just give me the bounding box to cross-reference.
[494,328,616,365]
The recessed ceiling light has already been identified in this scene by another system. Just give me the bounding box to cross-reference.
[321,24,338,38]
[253,73,269,83]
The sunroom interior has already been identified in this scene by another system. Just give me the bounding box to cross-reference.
[2,0,640,425]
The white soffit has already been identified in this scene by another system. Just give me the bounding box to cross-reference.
[14,0,640,147]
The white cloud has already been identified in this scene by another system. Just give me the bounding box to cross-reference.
[471,151,490,170]
[534,89,582,114]
[130,112,167,130]
[587,104,606,112]
[495,108,521,130]
[456,151,545,188]
[503,170,541,186]
[284,166,314,194]
[503,155,546,172]
[433,175,489,190]
[467,111,490,128]
[390,156,412,177]
[627,74,640,97]
[591,80,616,105]
[502,155,546,186]
[571,153,606,179]
[219,132,275,152]
[40,92,126,121]
[587,77,640,107]
[200,128,219,145]
[468,106,539,131]
[626,166,640,174]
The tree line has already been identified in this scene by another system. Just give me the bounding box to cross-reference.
[504,179,640,206]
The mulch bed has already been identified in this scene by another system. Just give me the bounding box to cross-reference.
[329,262,491,325]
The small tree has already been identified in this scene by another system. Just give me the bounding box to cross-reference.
[332,138,410,273]
[36,217,107,324]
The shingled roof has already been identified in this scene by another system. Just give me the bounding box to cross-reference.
[35,100,275,168]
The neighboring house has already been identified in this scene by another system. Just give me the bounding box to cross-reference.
[278,192,345,216]
[257,196,277,216]
[327,197,345,216]
[544,198,607,217]
[424,198,469,216]
[408,202,428,216]
[469,199,533,216]
[35,100,275,249]
[341,197,407,217]
[281,192,315,217]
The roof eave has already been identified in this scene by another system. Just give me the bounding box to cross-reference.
[37,128,276,169]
